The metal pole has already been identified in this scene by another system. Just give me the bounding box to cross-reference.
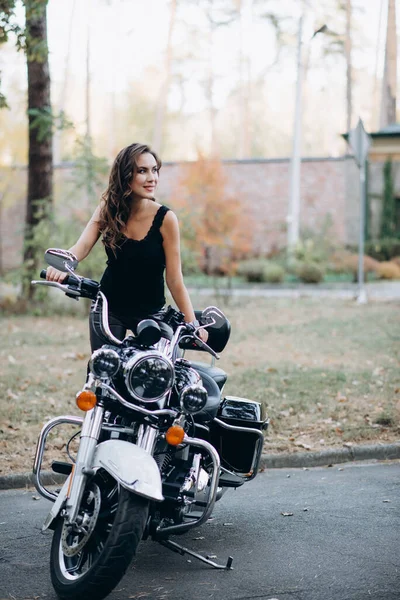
[357,161,367,304]
[287,12,304,254]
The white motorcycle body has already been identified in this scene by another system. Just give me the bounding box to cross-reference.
[42,439,163,531]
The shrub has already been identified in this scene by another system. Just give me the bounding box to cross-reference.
[390,256,400,268]
[236,259,285,283]
[330,251,380,275]
[375,261,400,280]
[362,239,400,261]
[263,263,285,283]
[296,261,325,283]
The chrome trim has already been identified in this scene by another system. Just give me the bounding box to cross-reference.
[180,452,202,493]
[65,405,105,525]
[31,280,80,295]
[168,324,186,361]
[33,415,83,502]
[123,351,174,403]
[155,435,220,536]
[99,291,123,346]
[213,417,264,481]
[101,383,177,418]
[138,425,158,454]
[89,347,120,379]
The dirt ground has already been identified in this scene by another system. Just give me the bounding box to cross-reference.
[1,295,399,476]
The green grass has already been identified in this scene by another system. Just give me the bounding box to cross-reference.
[1,296,400,475]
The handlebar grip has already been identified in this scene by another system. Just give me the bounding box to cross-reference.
[40,269,72,284]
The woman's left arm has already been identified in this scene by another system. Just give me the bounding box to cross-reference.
[162,210,208,341]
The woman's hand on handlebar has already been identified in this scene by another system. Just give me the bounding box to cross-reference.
[197,327,208,343]
[46,266,68,283]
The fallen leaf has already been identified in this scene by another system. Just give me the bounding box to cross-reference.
[294,442,312,450]
[336,392,348,403]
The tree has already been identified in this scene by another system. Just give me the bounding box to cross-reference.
[0,0,23,109]
[172,154,253,275]
[151,0,177,154]
[380,0,397,127]
[23,0,53,299]
[380,159,395,239]
[344,0,352,132]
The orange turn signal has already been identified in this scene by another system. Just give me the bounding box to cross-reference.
[76,390,97,411]
[165,425,185,446]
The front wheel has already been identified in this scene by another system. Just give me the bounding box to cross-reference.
[50,470,149,600]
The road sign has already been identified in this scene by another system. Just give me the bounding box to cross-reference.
[348,118,371,168]
[347,118,371,304]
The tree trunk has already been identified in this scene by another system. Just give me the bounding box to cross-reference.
[380,0,397,128]
[23,0,53,300]
[205,2,217,154]
[237,0,252,159]
[152,0,177,154]
[53,0,76,165]
[345,0,352,133]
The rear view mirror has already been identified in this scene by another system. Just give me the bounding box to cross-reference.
[45,248,78,273]
[201,306,227,329]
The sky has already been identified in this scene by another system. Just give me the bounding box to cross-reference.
[0,0,397,162]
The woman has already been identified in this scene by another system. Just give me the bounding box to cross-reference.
[46,142,207,349]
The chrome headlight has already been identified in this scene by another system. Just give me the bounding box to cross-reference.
[180,384,208,414]
[89,348,120,379]
[123,351,174,403]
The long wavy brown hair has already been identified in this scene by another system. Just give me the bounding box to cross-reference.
[98,143,162,252]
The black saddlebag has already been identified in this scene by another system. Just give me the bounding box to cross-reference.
[210,396,268,475]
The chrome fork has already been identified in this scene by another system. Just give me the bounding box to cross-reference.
[65,404,104,525]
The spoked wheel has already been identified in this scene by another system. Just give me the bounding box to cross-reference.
[50,469,149,600]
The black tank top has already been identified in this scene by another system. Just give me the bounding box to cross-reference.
[100,205,170,321]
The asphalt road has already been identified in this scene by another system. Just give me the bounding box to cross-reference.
[0,462,399,600]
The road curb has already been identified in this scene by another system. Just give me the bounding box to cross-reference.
[259,443,400,469]
[0,470,66,491]
[1,443,400,490]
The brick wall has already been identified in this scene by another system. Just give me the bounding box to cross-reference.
[156,157,352,254]
[0,156,357,272]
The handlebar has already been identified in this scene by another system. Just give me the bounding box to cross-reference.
[33,271,219,358]
[35,269,99,300]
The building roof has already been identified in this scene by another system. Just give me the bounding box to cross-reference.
[369,123,400,138]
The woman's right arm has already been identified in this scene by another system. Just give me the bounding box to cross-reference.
[46,205,102,282]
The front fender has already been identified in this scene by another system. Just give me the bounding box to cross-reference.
[92,439,164,501]
[42,439,163,532]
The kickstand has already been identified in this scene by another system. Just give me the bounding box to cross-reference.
[159,538,233,570]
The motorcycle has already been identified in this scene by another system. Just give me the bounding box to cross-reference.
[32,248,269,600]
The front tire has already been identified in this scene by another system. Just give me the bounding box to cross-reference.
[50,470,149,600]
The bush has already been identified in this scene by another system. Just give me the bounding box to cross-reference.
[236,259,285,283]
[295,261,325,283]
[181,244,201,276]
[376,261,400,280]
[263,263,285,283]
[362,239,400,261]
[390,256,400,268]
[329,251,380,276]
